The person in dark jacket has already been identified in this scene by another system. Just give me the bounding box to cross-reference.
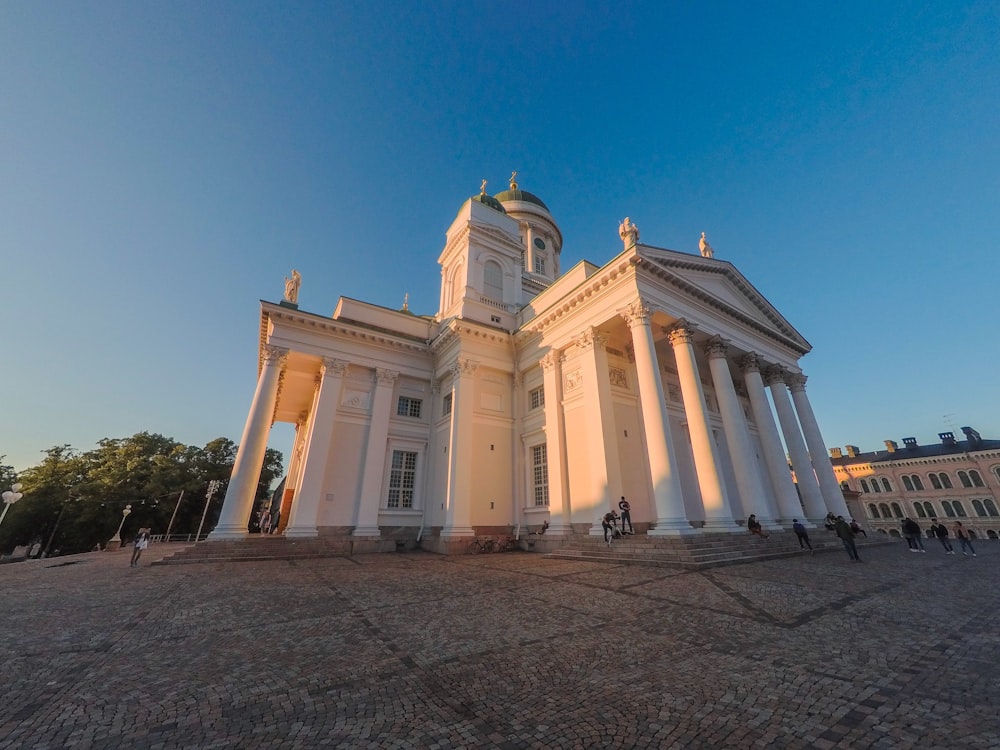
[952,521,976,557]
[929,519,955,554]
[902,518,925,552]
[792,519,813,552]
[834,516,861,562]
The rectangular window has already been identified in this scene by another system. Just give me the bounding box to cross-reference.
[443,392,453,416]
[533,256,545,274]
[532,443,549,506]
[397,396,422,419]
[386,450,417,509]
[529,386,545,410]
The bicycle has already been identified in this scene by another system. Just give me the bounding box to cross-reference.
[467,536,496,554]
[493,535,517,553]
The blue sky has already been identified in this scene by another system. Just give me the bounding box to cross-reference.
[3,1,998,473]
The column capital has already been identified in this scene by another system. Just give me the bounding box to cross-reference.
[539,352,560,371]
[450,358,478,377]
[665,321,696,347]
[620,299,652,329]
[786,372,808,392]
[574,327,608,352]
[739,352,761,373]
[263,345,290,366]
[296,410,309,428]
[321,358,350,377]
[764,366,788,386]
[704,337,729,360]
[375,368,399,386]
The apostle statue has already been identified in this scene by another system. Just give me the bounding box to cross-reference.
[284,269,302,304]
[699,232,714,258]
[619,217,640,249]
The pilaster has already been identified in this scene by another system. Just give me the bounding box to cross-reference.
[353,368,398,537]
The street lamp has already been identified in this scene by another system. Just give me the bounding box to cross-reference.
[195,480,222,541]
[109,504,132,546]
[0,483,23,530]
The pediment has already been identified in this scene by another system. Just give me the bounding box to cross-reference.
[638,246,810,353]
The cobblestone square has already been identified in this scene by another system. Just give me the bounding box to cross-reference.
[1,542,997,749]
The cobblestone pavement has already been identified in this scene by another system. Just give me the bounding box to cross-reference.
[1,541,998,749]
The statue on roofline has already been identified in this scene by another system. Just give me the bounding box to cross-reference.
[619,217,639,249]
[699,232,714,258]
[284,269,301,304]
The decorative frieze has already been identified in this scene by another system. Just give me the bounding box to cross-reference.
[609,367,628,389]
[565,369,583,391]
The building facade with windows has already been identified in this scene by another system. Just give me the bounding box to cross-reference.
[210,177,850,551]
[831,428,1000,539]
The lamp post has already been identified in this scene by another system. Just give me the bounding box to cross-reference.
[0,483,23,531]
[163,490,185,541]
[109,504,132,546]
[195,480,221,542]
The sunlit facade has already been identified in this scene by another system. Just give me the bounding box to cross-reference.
[211,178,850,551]
[832,428,1000,539]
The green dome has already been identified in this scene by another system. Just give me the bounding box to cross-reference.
[472,193,507,214]
[493,188,549,211]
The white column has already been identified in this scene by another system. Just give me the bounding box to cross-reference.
[788,373,851,517]
[765,367,827,521]
[353,368,398,537]
[285,359,348,538]
[511,371,525,530]
[622,301,691,535]
[667,323,739,532]
[540,351,572,535]
[739,354,806,525]
[576,328,624,536]
[210,345,288,540]
[705,340,778,527]
[442,359,477,537]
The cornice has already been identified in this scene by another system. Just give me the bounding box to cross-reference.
[430,317,513,354]
[521,256,635,334]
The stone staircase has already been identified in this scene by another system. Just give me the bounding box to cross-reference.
[150,534,400,566]
[544,529,890,570]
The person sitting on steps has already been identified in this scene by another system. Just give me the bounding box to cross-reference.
[747,514,769,539]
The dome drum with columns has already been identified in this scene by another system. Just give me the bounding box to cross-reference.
[210,176,849,551]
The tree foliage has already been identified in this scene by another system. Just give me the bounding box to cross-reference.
[0,434,282,556]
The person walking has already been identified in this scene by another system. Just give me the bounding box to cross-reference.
[902,518,926,552]
[792,519,813,553]
[930,519,955,554]
[618,496,633,534]
[130,528,150,567]
[834,515,861,562]
[952,521,977,557]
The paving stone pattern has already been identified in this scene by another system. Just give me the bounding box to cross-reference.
[1,542,998,749]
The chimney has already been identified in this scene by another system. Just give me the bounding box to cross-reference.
[903,437,918,448]
[845,445,860,458]
[829,447,843,459]
[962,426,982,449]
[939,431,957,446]
[884,440,897,453]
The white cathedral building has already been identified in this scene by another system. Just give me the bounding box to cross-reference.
[210,176,850,552]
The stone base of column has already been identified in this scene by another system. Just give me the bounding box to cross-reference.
[439,526,474,539]
[545,523,574,536]
[647,520,699,536]
[352,525,381,537]
[702,518,743,533]
[207,525,251,541]
[284,525,319,538]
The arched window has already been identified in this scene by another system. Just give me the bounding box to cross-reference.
[483,260,504,301]
[958,471,972,488]
[952,501,967,517]
[879,502,891,518]
[912,475,924,491]
[902,476,914,492]
[994,467,1000,485]
[942,501,956,518]
[891,502,903,518]
[914,503,926,518]
[984,499,999,517]
[929,474,942,490]
[970,470,984,488]
[939,473,953,489]
[868,503,879,518]
[881,478,892,492]
[871,479,881,493]
[988,530,998,540]
[973,499,987,516]
[922,501,935,517]
[860,479,870,493]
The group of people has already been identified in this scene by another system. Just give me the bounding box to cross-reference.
[601,497,634,545]
[901,517,976,556]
